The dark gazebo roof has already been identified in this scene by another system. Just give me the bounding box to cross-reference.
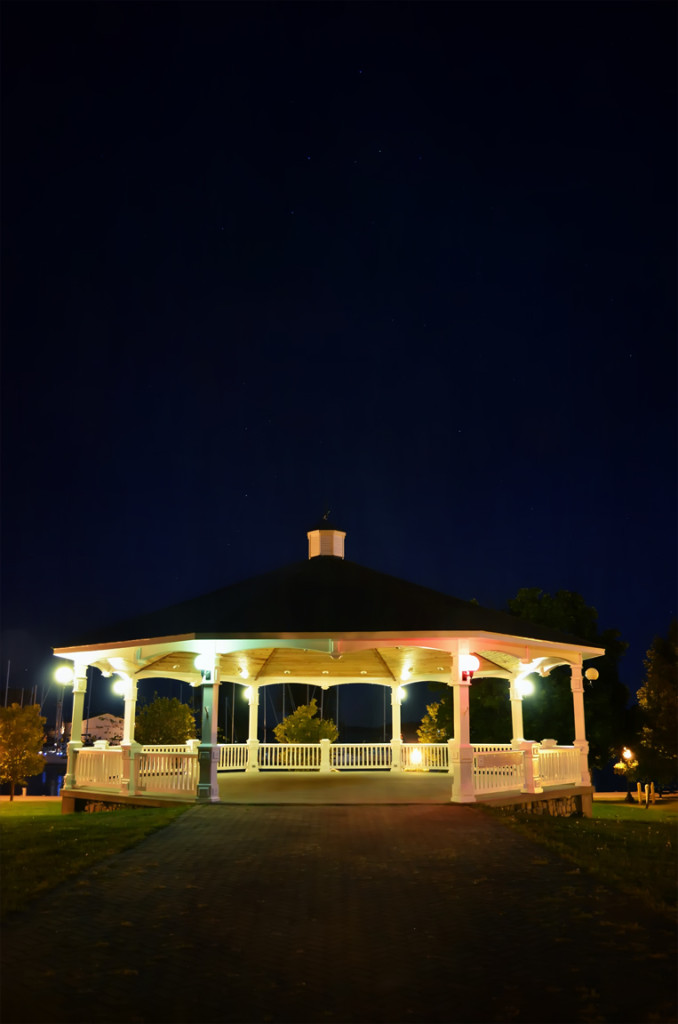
[64,556,598,650]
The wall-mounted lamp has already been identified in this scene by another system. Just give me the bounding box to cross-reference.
[516,676,535,697]
[194,654,212,681]
[459,654,480,682]
[112,674,132,698]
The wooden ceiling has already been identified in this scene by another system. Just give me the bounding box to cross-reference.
[107,645,515,684]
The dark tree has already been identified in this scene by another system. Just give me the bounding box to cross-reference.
[508,589,631,767]
[421,589,631,766]
[636,620,678,787]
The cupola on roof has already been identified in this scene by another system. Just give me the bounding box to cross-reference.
[307,513,345,559]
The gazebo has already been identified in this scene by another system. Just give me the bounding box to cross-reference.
[54,522,604,814]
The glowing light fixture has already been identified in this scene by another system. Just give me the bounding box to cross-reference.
[194,653,212,681]
[239,665,249,679]
[585,668,599,682]
[622,746,633,762]
[410,747,423,765]
[398,686,406,701]
[459,654,480,681]
[55,666,74,685]
[243,687,252,701]
[112,676,130,697]
[516,677,535,697]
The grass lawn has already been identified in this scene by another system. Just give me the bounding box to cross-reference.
[0,800,188,917]
[489,798,678,918]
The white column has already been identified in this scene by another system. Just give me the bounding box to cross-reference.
[120,677,142,796]
[64,666,88,788]
[570,664,591,786]
[122,677,138,744]
[70,666,88,744]
[449,658,475,803]
[246,685,260,772]
[390,685,402,771]
[198,654,221,801]
[509,676,525,745]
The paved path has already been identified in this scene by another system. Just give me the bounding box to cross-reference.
[2,803,676,1024]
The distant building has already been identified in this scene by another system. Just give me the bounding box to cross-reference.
[68,714,124,745]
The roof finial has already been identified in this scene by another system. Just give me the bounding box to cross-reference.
[323,509,331,521]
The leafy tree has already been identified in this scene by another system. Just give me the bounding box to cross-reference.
[417,702,447,742]
[0,704,46,801]
[135,695,196,745]
[636,620,678,787]
[274,698,338,743]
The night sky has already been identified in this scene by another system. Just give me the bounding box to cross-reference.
[2,2,676,728]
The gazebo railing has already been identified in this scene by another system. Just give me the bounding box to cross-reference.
[257,743,322,770]
[74,747,123,789]
[401,743,449,771]
[538,746,580,786]
[473,748,525,794]
[331,743,392,769]
[137,751,199,793]
[218,743,249,771]
[66,740,584,799]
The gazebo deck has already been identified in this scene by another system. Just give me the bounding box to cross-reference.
[217,769,455,804]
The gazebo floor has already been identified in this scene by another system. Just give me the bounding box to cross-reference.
[217,770,455,804]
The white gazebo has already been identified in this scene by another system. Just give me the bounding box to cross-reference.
[54,522,604,814]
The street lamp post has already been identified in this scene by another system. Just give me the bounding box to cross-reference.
[622,746,636,803]
[54,666,74,751]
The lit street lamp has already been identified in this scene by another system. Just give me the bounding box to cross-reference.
[614,745,638,803]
